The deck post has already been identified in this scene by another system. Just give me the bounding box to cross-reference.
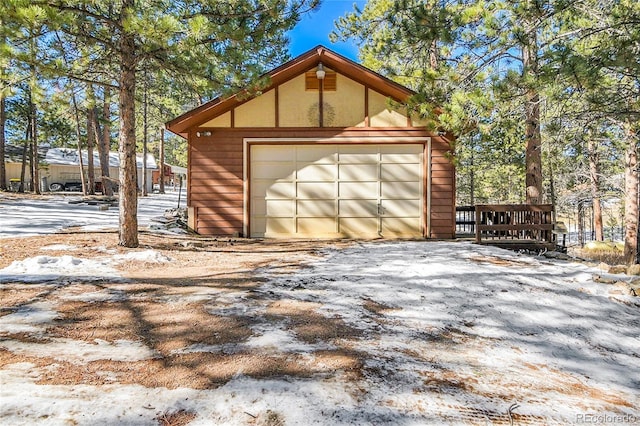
[475,205,482,243]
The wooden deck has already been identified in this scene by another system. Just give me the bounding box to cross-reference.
[457,204,557,250]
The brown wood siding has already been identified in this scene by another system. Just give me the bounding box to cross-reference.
[430,136,455,238]
[187,128,455,238]
[189,131,244,235]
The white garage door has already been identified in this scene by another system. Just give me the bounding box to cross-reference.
[250,144,423,238]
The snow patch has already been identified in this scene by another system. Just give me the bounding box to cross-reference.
[0,255,120,283]
[0,191,186,238]
[0,302,58,334]
[61,289,127,303]
[93,245,118,254]
[0,338,159,363]
[113,250,172,263]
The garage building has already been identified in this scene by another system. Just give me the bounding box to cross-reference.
[166,46,455,239]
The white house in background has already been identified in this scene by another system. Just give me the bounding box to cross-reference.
[3,146,157,193]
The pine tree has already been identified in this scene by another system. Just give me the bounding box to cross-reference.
[7,0,318,247]
[551,0,639,263]
[333,0,577,204]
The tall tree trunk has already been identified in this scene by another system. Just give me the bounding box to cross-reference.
[159,127,165,194]
[19,122,30,193]
[577,199,585,247]
[71,91,87,194]
[522,28,542,204]
[118,8,139,248]
[86,89,96,195]
[0,94,6,191]
[0,29,6,191]
[29,91,40,194]
[98,86,113,196]
[587,137,604,241]
[623,124,638,264]
[142,68,148,197]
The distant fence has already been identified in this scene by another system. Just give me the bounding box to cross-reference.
[455,206,476,235]
[566,229,625,246]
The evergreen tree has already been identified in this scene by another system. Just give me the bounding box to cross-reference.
[551,0,639,263]
[333,0,578,204]
[5,0,318,247]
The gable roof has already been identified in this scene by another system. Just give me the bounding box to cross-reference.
[3,144,47,163]
[165,45,416,138]
[4,145,157,169]
[45,148,158,170]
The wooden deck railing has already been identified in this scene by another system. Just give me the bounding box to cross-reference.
[474,204,556,248]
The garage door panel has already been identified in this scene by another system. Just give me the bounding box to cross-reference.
[297,182,335,199]
[252,217,266,236]
[381,163,421,181]
[267,217,295,235]
[296,145,337,163]
[251,198,266,215]
[339,217,379,236]
[298,199,336,217]
[380,144,423,154]
[266,199,294,216]
[339,146,379,163]
[297,164,337,181]
[381,154,422,163]
[338,199,378,217]
[339,182,378,198]
[253,163,295,180]
[381,217,422,236]
[381,181,421,198]
[253,181,295,199]
[297,217,335,234]
[339,153,378,163]
[339,164,378,180]
[381,199,422,217]
[252,145,294,161]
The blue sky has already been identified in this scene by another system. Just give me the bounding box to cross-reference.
[287,0,367,62]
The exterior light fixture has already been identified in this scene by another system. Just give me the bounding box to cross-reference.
[316,62,325,80]
[196,131,212,137]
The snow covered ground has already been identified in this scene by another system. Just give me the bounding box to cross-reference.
[1,236,639,424]
[0,190,186,238]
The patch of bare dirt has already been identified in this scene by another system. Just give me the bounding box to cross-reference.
[362,298,398,315]
[0,346,362,390]
[247,409,286,426]
[265,299,363,343]
[469,254,534,267]
[156,409,197,426]
[49,299,257,353]
[0,287,46,316]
